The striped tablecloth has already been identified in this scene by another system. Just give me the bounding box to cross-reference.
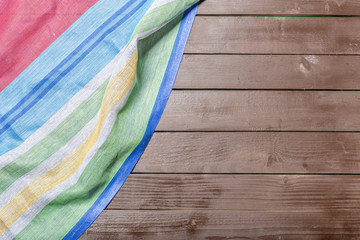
[0,0,198,239]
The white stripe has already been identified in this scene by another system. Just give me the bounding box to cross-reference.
[148,0,175,11]
[0,114,98,209]
[1,0,190,237]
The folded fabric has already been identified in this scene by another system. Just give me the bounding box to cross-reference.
[0,0,198,239]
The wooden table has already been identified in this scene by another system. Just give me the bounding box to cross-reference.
[81,1,360,239]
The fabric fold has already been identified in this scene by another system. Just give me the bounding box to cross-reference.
[0,0,198,239]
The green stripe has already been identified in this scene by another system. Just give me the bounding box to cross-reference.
[0,78,110,194]
[131,0,198,38]
[15,11,183,240]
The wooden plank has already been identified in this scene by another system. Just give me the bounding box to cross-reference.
[176,55,360,90]
[81,210,360,239]
[185,16,360,54]
[133,132,360,173]
[197,0,360,15]
[157,91,360,131]
[108,174,360,211]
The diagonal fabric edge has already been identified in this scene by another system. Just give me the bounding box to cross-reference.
[63,3,198,240]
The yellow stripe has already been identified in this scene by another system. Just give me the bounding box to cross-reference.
[0,51,138,234]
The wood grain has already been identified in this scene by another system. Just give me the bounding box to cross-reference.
[185,16,360,54]
[198,0,360,15]
[176,55,360,89]
[108,174,360,211]
[81,210,360,239]
[157,90,360,131]
[133,132,360,173]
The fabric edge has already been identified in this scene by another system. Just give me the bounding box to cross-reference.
[63,3,198,240]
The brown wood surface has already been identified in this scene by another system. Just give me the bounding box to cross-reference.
[82,1,360,239]
[108,174,360,211]
[157,90,360,131]
[176,55,360,90]
[133,132,360,174]
[185,16,360,54]
[81,210,360,240]
[198,0,360,15]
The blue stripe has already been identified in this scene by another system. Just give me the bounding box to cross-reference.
[0,0,137,126]
[63,4,198,240]
[0,0,148,136]
[0,0,145,130]
[0,0,143,130]
[0,0,132,112]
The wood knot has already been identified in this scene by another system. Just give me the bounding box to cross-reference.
[283,176,289,184]
[185,218,197,233]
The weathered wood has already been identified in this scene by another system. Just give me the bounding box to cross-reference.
[176,55,360,89]
[157,91,360,131]
[108,174,360,211]
[81,210,360,239]
[185,17,360,54]
[198,0,360,15]
[133,132,360,173]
